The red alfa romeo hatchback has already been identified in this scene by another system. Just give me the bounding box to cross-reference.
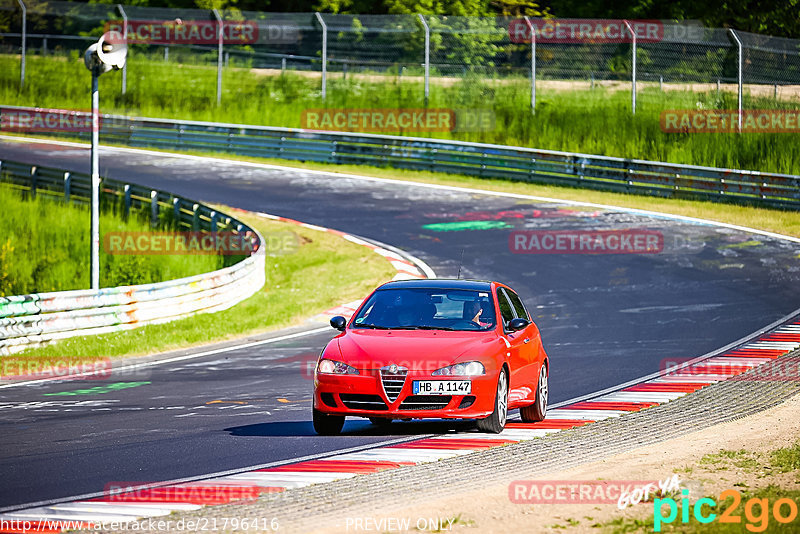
[313,279,549,434]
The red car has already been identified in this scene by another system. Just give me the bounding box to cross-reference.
[313,279,549,434]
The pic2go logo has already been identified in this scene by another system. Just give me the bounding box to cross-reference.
[654,489,799,532]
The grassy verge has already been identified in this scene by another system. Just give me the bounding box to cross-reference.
[0,184,222,296]
[2,53,799,174]
[8,210,395,365]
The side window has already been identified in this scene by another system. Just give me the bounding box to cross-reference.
[505,289,530,320]
[496,288,515,326]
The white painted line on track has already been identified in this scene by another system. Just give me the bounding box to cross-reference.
[744,342,800,351]
[594,392,687,403]
[545,409,630,419]
[451,428,559,440]
[51,502,202,513]
[649,376,725,384]
[331,448,474,462]
[220,472,357,484]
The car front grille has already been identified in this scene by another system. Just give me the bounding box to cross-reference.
[339,394,388,411]
[399,395,452,411]
[380,365,408,402]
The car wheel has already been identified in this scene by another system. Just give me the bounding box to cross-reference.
[476,369,508,434]
[313,408,345,435]
[369,417,393,427]
[521,364,548,422]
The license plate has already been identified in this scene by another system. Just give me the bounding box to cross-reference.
[413,380,471,395]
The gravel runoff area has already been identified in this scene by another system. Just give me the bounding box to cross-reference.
[101,349,800,534]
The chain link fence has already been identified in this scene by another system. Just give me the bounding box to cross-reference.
[1,2,799,117]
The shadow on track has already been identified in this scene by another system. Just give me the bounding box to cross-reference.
[224,419,478,437]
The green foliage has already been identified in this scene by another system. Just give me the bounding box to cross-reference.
[1,52,799,176]
[0,185,222,296]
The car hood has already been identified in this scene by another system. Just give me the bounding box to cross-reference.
[336,329,500,372]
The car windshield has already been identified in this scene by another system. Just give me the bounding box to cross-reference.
[352,288,496,331]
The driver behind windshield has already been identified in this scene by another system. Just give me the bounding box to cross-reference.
[464,299,495,328]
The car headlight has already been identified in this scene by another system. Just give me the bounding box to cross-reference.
[317,359,359,375]
[432,361,485,376]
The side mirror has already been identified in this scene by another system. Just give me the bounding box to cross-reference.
[330,315,347,331]
[508,317,530,332]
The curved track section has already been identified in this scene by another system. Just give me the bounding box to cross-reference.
[1,138,799,511]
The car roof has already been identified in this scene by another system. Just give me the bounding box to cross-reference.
[377,279,494,291]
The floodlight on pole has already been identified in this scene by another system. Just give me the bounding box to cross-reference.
[84,31,127,290]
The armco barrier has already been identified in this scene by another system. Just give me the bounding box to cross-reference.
[2,105,798,210]
[0,159,265,355]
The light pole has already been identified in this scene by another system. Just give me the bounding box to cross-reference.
[83,31,127,290]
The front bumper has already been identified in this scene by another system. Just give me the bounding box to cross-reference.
[314,369,497,419]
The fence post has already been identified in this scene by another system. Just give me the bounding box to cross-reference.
[29,165,36,197]
[64,172,71,203]
[123,184,131,218]
[315,12,327,100]
[16,0,26,90]
[623,20,636,115]
[173,197,181,225]
[117,4,128,95]
[418,14,430,106]
[150,190,159,227]
[523,16,536,114]
[192,203,200,231]
[213,8,223,105]
[728,29,743,133]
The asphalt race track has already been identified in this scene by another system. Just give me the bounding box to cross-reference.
[2,138,800,510]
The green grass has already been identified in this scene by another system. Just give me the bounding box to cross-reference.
[771,442,800,473]
[2,52,800,175]
[9,210,395,363]
[0,184,222,296]
[699,449,762,471]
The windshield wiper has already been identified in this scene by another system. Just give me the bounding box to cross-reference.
[355,323,391,330]
[416,325,455,331]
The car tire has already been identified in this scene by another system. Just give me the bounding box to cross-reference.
[313,408,345,435]
[521,364,548,423]
[476,369,508,434]
[369,417,393,427]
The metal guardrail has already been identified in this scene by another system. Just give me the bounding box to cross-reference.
[0,158,266,355]
[4,107,794,210]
